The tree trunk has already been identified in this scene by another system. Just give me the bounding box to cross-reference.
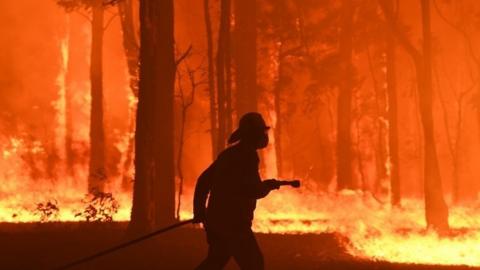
[366,46,388,196]
[420,0,449,230]
[379,0,449,230]
[65,81,74,176]
[88,0,106,193]
[204,0,218,159]
[216,0,230,152]
[225,4,233,135]
[118,0,139,97]
[234,0,257,117]
[118,0,139,191]
[336,1,355,190]
[176,95,187,220]
[65,21,74,177]
[129,0,176,233]
[385,0,400,206]
[274,43,285,177]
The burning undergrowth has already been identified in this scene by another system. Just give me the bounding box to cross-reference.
[0,131,131,222]
[1,134,480,266]
[2,171,480,266]
[74,192,120,222]
[252,189,480,266]
[34,200,60,222]
[4,192,123,223]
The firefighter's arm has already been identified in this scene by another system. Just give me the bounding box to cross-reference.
[193,163,216,223]
[241,157,280,199]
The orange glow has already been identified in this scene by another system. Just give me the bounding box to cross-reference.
[3,0,480,268]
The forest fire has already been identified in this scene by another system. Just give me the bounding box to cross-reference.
[2,170,480,266]
[2,137,480,266]
[3,0,480,269]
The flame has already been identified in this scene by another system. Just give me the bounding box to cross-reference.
[0,15,132,223]
[54,15,69,172]
[175,186,480,266]
[1,6,480,269]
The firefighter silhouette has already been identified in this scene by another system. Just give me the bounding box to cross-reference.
[193,112,281,270]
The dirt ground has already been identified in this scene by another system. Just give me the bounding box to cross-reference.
[0,222,478,270]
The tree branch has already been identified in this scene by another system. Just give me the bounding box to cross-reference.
[103,13,119,31]
[432,0,480,66]
[175,45,193,66]
[76,10,92,23]
[378,0,421,61]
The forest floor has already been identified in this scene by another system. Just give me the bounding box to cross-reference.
[0,222,478,270]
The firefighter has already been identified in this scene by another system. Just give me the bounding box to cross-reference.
[193,112,281,270]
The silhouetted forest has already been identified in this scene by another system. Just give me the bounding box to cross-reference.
[2,0,480,268]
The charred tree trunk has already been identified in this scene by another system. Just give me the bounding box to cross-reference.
[216,0,230,152]
[419,0,449,230]
[119,0,139,97]
[129,0,176,233]
[65,83,74,176]
[435,65,467,204]
[385,0,400,206]
[234,0,257,117]
[175,65,198,219]
[432,1,480,203]
[336,1,355,190]
[225,6,233,135]
[366,46,388,196]
[88,0,106,193]
[274,43,285,177]
[118,0,139,191]
[452,96,464,203]
[65,23,75,177]
[379,0,449,229]
[387,33,400,205]
[204,0,218,159]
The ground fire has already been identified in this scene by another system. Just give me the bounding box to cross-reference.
[1,0,480,269]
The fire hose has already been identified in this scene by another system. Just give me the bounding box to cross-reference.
[52,180,300,270]
[53,219,194,270]
[277,180,301,188]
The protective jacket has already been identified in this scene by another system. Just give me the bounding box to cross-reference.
[193,143,271,229]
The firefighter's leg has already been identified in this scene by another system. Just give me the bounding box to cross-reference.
[231,229,264,270]
[195,228,231,270]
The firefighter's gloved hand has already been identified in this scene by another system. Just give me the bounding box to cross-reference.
[192,212,205,224]
[264,179,281,190]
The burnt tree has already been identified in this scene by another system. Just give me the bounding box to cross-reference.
[234,0,257,117]
[118,0,139,97]
[65,19,75,177]
[433,0,480,203]
[225,1,233,135]
[216,0,231,152]
[379,0,449,230]
[336,0,355,190]
[88,0,106,193]
[203,0,218,159]
[118,0,139,190]
[57,0,119,193]
[274,41,287,177]
[420,0,449,230]
[385,0,401,206]
[129,0,176,232]
[262,0,303,177]
[175,56,204,219]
